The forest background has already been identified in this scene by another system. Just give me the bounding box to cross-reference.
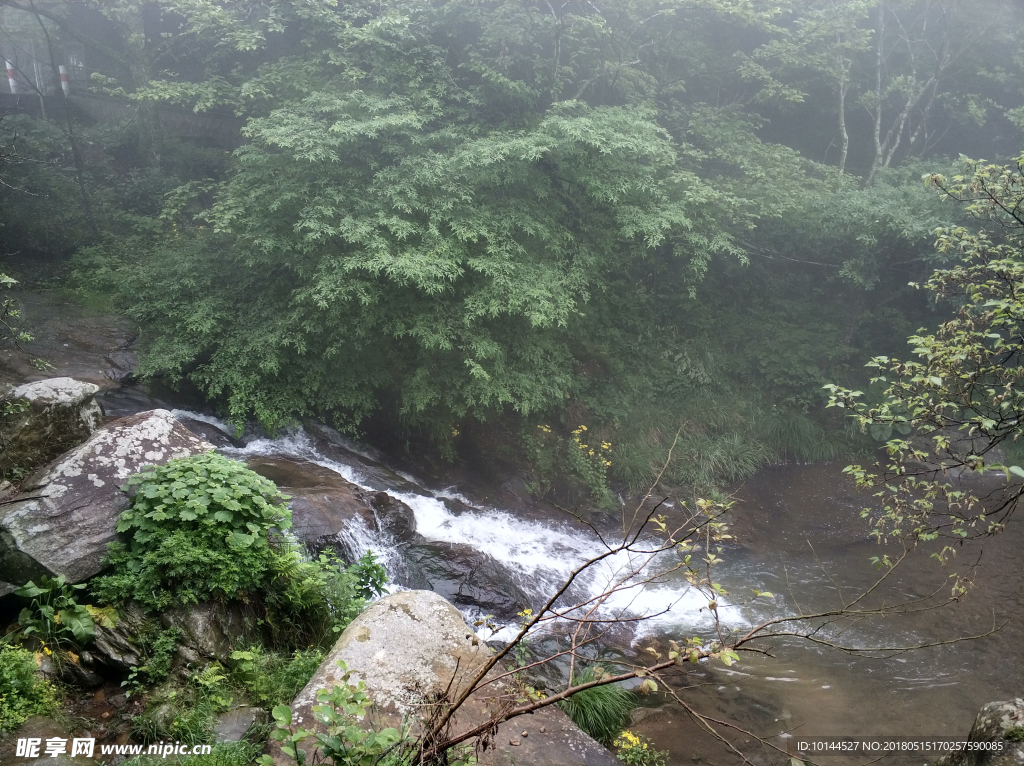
[2,0,1023,502]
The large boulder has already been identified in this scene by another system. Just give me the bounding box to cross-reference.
[0,378,103,477]
[934,699,1024,766]
[280,590,618,766]
[0,409,213,596]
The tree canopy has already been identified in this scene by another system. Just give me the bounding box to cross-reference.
[2,0,1023,492]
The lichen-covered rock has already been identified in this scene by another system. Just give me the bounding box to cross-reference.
[934,699,1024,766]
[280,590,618,766]
[0,409,213,595]
[0,377,102,477]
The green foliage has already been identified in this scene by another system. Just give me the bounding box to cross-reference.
[229,645,324,707]
[13,574,116,654]
[0,274,32,346]
[557,667,635,746]
[123,627,181,693]
[262,661,406,766]
[347,552,388,602]
[523,424,614,506]
[614,730,668,766]
[826,155,1024,574]
[93,452,291,610]
[0,643,59,732]
[131,663,232,745]
[261,548,387,649]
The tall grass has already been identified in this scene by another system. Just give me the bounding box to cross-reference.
[557,668,635,745]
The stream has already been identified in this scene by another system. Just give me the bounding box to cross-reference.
[161,408,1024,765]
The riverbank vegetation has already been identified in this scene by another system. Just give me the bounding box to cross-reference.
[2,0,1023,503]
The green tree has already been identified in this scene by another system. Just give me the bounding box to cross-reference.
[827,153,1024,581]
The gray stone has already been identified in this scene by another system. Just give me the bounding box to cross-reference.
[177,417,245,449]
[0,378,102,477]
[934,699,1024,766]
[213,707,269,743]
[278,590,617,766]
[89,601,148,674]
[404,540,529,620]
[0,410,213,595]
[160,600,253,666]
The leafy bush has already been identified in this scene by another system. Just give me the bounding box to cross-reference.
[123,627,181,693]
[131,664,232,745]
[229,645,324,707]
[262,660,406,766]
[93,453,292,610]
[557,667,635,745]
[261,549,387,649]
[0,643,59,732]
[14,575,117,656]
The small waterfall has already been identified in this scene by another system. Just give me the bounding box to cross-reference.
[171,411,758,642]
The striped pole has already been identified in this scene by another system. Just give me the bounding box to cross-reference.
[5,60,16,94]
[58,65,69,95]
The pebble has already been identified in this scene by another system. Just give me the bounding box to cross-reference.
[509,739,521,747]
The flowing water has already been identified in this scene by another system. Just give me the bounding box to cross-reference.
[167,411,1022,765]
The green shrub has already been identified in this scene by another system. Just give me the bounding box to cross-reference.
[229,645,324,707]
[13,575,117,657]
[261,548,387,649]
[261,661,406,766]
[131,664,232,745]
[557,667,635,745]
[0,643,60,732]
[123,627,181,693]
[93,453,292,610]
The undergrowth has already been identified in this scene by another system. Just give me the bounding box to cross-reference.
[557,667,635,745]
[0,642,60,732]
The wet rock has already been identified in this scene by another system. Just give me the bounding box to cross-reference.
[0,378,103,477]
[305,423,429,495]
[89,601,148,674]
[36,652,105,689]
[213,707,269,743]
[404,541,528,620]
[934,699,1024,766]
[102,350,136,384]
[0,410,213,596]
[177,417,245,448]
[247,456,417,553]
[369,491,416,542]
[275,590,617,766]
